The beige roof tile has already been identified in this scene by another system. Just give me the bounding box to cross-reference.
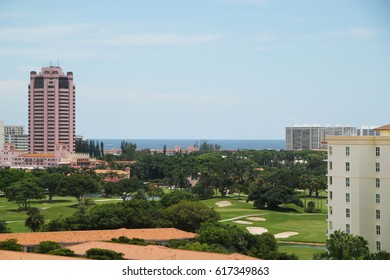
[0,228,197,246]
[66,241,259,260]
[0,249,87,260]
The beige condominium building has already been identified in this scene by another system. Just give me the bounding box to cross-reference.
[325,124,390,252]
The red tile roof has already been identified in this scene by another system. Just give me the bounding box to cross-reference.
[66,241,259,260]
[374,124,390,130]
[0,249,87,260]
[0,228,197,246]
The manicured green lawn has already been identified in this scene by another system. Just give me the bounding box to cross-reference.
[201,195,327,259]
[278,244,326,260]
[0,196,121,233]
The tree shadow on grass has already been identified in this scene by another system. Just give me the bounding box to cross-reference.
[256,206,299,213]
[33,199,74,204]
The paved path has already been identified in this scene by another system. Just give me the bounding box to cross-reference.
[220,213,267,222]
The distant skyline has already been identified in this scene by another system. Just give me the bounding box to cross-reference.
[0,0,389,139]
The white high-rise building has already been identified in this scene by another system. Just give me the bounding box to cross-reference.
[286,125,379,151]
[325,124,390,252]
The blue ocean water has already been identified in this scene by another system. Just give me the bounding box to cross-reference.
[95,139,285,151]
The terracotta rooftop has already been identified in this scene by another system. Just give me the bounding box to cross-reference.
[0,250,87,260]
[95,169,127,175]
[18,153,55,158]
[66,241,259,260]
[0,228,197,246]
[374,124,390,130]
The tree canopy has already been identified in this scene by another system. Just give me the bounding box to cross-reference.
[58,173,101,202]
[4,178,45,211]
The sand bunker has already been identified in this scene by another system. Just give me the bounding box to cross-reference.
[246,217,266,222]
[215,201,232,207]
[233,220,253,225]
[246,227,268,235]
[274,231,299,238]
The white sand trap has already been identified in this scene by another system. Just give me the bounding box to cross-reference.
[247,217,266,222]
[247,227,268,235]
[233,220,253,225]
[215,201,232,207]
[274,231,299,238]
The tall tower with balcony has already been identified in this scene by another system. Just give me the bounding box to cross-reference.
[325,124,390,252]
[28,66,75,153]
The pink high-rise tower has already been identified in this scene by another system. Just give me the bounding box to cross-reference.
[29,66,75,153]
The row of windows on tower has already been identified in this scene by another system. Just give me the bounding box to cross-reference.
[329,177,381,187]
[328,191,381,202]
[32,77,71,88]
[329,146,381,156]
[329,162,381,172]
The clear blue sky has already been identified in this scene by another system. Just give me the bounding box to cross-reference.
[0,0,389,139]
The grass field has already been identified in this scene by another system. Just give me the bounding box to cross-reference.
[0,196,121,232]
[202,195,327,259]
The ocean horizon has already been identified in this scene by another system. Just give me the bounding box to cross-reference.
[94,139,285,151]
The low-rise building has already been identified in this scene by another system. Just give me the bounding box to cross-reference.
[0,228,258,260]
[0,142,99,169]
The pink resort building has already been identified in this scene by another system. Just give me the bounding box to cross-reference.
[29,66,75,154]
[0,142,99,169]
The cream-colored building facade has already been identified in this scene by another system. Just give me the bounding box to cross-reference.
[326,124,390,252]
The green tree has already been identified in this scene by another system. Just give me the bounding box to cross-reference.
[118,177,147,201]
[36,241,61,253]
[163,201,219,232]
[0,168,29,192]
[47,248,75,256]
[160,190,197,208]
[0,220,11,233]
[4,178,45,210]
[86,248,125,260]
[58,173,101,203]
[0,239,22,251]
[39,173,64,202]
[314,230,370,260]
[247,184,303,209]
[25,207,46,232]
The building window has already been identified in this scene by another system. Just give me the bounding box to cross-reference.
[329,206,333,215]
[346,208,350,218]
[329,161,333,170]
[376,147,380,157]
[346,224,350,234]
[346,162,350,172]
[376,162,380,172]
[329,176,333,185]
[346,147,350,156]
[376,178,380,188]
[329,221,333,230]
[329,191,333,200]
[346,177,350,187]
[346,193,350,203]
[376,225,381,235]
[376,194,380,204]
[376,241,381,251]
[329,146,332,155]
[376,210,380,220]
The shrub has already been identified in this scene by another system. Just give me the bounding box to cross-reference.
[36,241,61,253]
[48,248,75,256]
[86,248,125,260]
[306,201,315,213]
[0,239,22,251]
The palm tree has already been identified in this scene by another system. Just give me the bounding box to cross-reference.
[25,207,45,232]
